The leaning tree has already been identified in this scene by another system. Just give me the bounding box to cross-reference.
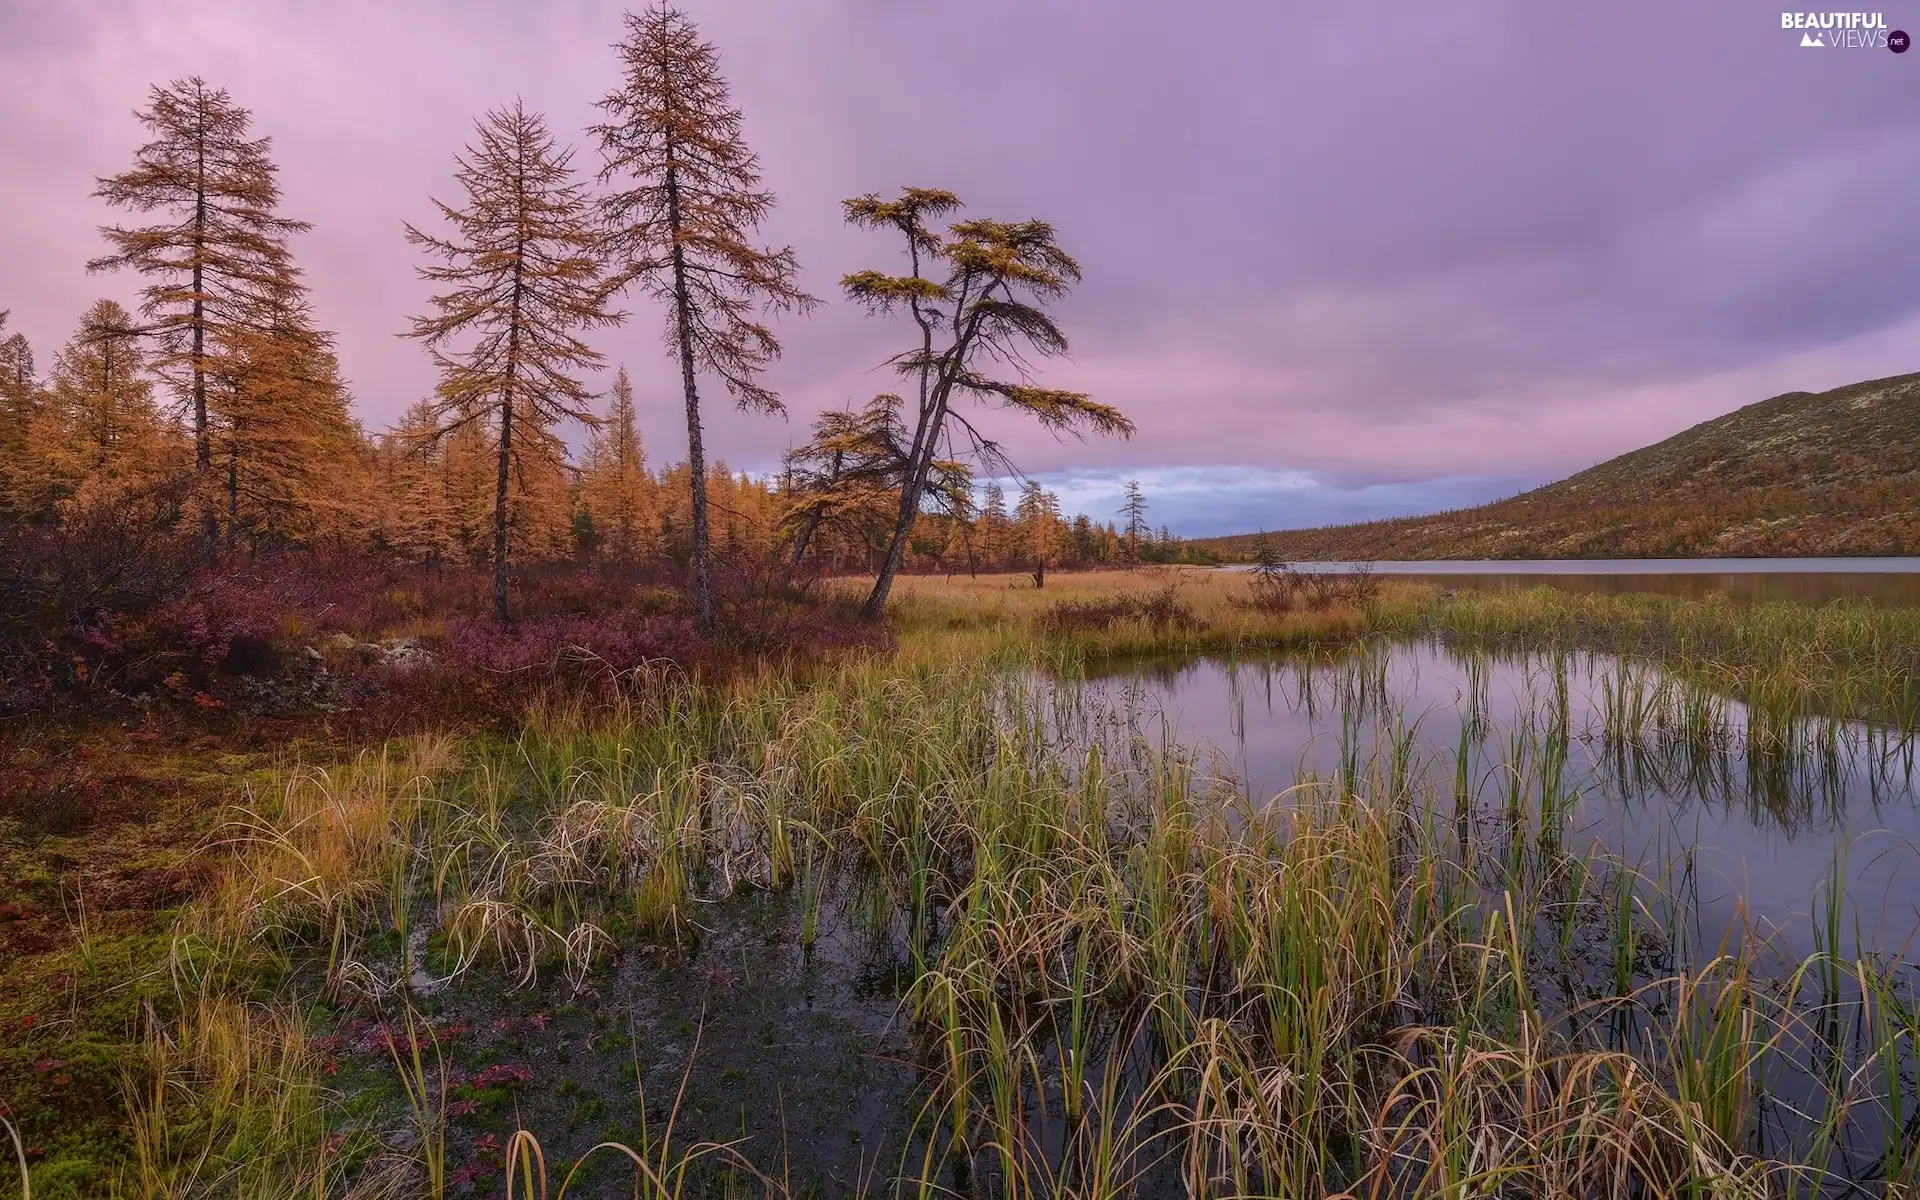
[842,190,1135,619]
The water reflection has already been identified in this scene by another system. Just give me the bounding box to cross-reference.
[1075,640,1920,961]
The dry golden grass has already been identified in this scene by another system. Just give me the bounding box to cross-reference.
[866,566,1371,661]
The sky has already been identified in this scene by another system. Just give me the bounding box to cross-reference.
[4,1,1918,537]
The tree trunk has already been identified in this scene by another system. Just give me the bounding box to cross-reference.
[788,509,821,570]
[863,478,918,619]
[493,157,528,625]
[863,391,952,620]
[226,445,238,546]
[193,126,215,545]
[862,245,944,620]
[664,161,714,634]
[493,394,512,622]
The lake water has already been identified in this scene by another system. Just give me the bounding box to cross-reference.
[1078,639,1920,962]
[1227,558,1920,605]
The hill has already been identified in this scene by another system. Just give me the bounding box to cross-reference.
[1201,371,1920,561]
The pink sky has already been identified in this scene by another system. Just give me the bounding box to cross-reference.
[5,1,1917,533]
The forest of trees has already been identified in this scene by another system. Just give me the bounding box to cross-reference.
[0,6,1211,627]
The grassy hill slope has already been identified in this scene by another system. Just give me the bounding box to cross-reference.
[1201,371,1920,560]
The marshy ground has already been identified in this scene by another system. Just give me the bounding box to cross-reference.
[8,568,1920,1198]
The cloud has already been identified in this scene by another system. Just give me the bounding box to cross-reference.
[1007,466,1543,538]
[2,0,1915,535]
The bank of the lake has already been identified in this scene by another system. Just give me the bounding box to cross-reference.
[1234,556,1920,606]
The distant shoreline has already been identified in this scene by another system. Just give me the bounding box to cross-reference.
[1218,557,1920,575]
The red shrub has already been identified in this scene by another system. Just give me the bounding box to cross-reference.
[1,505,886,729]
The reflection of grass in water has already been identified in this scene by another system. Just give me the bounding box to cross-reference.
[1238,634,1913,834]
[1377,581,1920,732]
[85,644,1920,1198]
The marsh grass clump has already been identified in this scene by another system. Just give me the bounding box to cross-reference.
[1038,582,1202,635]
[118,992,342,1200]
[1241,560,1382,615]
[1382,583,1920,730]
[888,568,1369,663]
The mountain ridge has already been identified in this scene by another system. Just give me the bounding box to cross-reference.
[1199,371,1920,560]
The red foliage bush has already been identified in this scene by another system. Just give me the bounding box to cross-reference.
[0,502,885,729]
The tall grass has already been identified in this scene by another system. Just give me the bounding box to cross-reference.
[68,573,1920,1197]
[1378,582,1920,731]
[884,567,1367,663]
[95,642,1916,1197]
[118,992,337,1200]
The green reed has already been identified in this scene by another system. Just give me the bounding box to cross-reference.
[1376,583,1920,733]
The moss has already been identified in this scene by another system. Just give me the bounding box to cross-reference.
[0,723,322,1199]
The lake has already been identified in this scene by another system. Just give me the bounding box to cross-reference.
[1228,557,1920,605]
[1077,639,1920,962]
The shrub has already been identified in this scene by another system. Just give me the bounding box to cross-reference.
[1039,583,1204,635]
[1242,562,1380,615]
[0,514,886,727]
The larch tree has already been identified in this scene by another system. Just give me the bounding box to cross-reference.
[578,366,657,561]
[978,481,1010,568]
[593,3,816,633]
[90,77,310,540]
[383,401,458,570]
[404,101,615,620]
[842,190,1135,619]
[205,280,362,546]
[509,448,577,565]
[51,301,154,463]
[1121,478,1149,559]
[29,299,170,516]
[1070,513,1096,563]
[780,395,908,572]
[1015,480,1062,587]
[0,317,40,517]
[943,486,981,576]
[440,421,497,564]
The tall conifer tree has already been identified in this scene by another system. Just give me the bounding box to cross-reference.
[25,299,172,517]
[593,4,816,632]
[0,317,38,517]
[209,304,359,545]
[50,301,154,464]
[384,401,458,570]
[1121,478,1149,559]
[91,77,310,539]
[579,366,657,560]
[405,101,614,619]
